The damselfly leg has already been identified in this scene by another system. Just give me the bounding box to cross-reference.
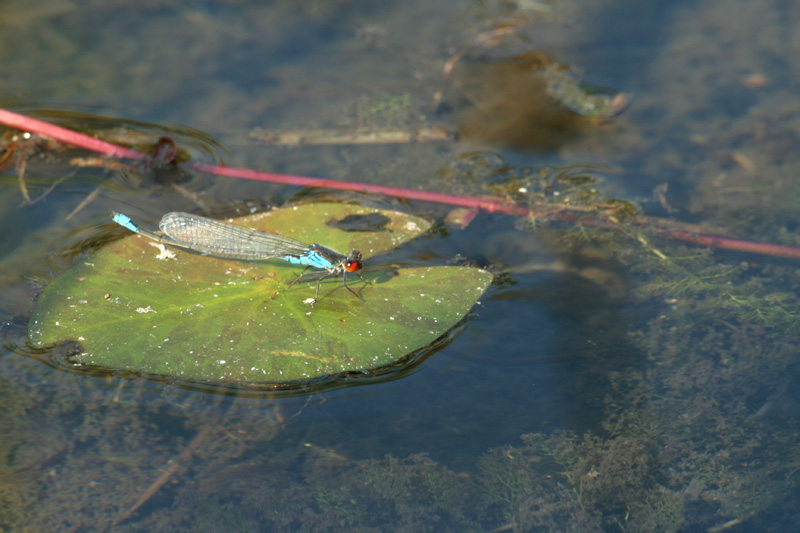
[287,268,366,302]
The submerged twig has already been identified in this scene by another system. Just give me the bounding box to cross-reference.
[111,418,218,527]
[69,155,209,213]
[65,186,100,220]
[2,130,69,203]
[17,168,76,208]
[16,152,30,202]
[249,125,456,146]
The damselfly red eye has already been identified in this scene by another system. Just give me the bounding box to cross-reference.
[345,259,362,273]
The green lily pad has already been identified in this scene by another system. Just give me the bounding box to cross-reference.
[28,203,493,384]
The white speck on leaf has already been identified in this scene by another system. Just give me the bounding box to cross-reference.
[148,242,177,260]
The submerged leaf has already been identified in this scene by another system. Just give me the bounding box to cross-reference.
[28,203,493,384]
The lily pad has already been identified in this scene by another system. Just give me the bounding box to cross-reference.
[28,203,493,384]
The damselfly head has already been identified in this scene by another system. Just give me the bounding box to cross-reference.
[345,250,363,273]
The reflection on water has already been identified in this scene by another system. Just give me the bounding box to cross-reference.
[1,0,800,530]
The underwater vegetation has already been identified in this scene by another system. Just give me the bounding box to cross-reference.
[183,227,800,532]
[42,229,789,533]
[2,0,800,530]
[2,143,798,531]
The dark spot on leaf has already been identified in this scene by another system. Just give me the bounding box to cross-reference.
[327,213,391,232]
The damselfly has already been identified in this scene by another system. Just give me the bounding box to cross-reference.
[112,212,365,303]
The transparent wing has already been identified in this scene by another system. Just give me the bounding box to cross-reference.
[158,212,312,261]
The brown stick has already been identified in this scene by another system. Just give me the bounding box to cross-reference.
[249,125,456,145]
[112,419,217,527]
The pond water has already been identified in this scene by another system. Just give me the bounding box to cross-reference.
[2,0,800,531]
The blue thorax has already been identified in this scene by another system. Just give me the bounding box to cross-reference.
[279,244,342,270]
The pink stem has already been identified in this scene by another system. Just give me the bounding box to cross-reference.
[188,161,530,216]
[0,108,147,161]
[665,231,800,261]
[1,107,799,261]
[0,108,527,215]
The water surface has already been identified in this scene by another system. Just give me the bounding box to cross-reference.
[2,0,800,530]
